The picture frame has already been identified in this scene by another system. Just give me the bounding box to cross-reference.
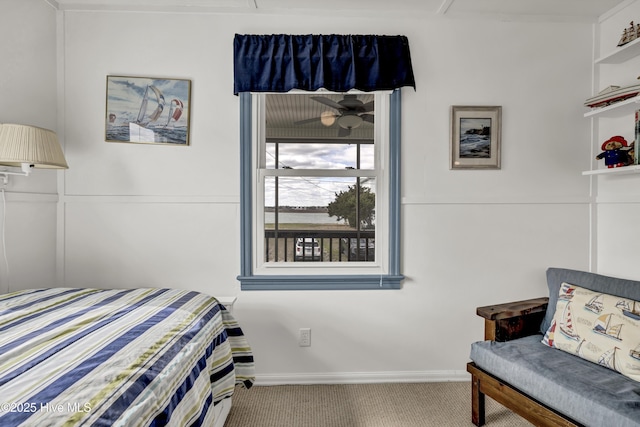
[105,76,191,145]
[450,105,502,169]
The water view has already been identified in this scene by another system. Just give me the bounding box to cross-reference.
[264,211,345,225]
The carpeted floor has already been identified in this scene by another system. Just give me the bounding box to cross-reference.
[225,382,533,427]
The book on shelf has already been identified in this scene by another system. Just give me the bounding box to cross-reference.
[636,110,640,165]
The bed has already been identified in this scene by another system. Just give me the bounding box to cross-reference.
[0,287,254,426]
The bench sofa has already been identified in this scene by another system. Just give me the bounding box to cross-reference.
[468,267,640,427]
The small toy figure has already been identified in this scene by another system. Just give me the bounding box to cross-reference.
[596,135,633,168]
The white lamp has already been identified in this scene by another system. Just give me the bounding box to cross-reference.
[0,123,68,184]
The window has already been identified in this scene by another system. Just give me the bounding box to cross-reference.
[259,92,380,266]
[233,33,414,290]
[237,90,404,290]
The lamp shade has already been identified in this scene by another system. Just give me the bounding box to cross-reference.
[337,114,362,130]
[0,123,68,169]
[320,110,336,127]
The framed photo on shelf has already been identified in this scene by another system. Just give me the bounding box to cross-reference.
[450,105,502,169]
[105,75,191,145]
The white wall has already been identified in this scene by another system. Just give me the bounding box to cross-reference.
[0,0,60,293]
[593,1,640,280]
[10,3,597,382]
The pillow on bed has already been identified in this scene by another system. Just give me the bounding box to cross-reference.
[542,283,640,383]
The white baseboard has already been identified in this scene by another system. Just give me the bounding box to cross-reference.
[254,370,470,386]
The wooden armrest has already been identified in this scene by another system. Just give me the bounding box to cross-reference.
[477,297,549,342]
[477,297,549,320]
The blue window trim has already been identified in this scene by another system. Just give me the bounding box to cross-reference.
[237,90,404,290]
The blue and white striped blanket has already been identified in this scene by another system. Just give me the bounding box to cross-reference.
[0,287,254,426]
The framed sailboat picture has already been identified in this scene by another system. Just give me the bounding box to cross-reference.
[105,76,191,145]
[450,106,501,169]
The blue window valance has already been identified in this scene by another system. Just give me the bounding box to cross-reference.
[233,34,415,95]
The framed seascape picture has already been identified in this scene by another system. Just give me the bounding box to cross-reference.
[105,76,191,145]
[450,106,501,169]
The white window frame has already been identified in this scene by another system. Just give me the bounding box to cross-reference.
[254,91,388,276]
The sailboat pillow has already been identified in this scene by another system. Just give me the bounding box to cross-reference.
[542,282,640,382]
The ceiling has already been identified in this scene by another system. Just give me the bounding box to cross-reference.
[47,0,626,140]
[266,93,375,141]
[49,0,626,21]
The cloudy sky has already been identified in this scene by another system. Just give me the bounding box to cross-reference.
[265,142,375,207]
[262,92,377,207]
[460,118,491,134]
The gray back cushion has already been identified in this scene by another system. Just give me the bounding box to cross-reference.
[542,267,640,333]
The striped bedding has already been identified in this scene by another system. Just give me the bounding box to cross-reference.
[0,287,254,426]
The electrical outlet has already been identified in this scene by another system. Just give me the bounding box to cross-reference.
[299,328,311,347]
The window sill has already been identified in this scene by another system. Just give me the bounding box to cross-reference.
[237,274,404,290]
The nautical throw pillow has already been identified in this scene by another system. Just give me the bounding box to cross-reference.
[542,282,640,382]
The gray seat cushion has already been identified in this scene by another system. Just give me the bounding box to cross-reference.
[470,335,640,427]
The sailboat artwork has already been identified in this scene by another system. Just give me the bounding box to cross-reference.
[559,303,581,341]
[593,314,623,341]
[559,283,576,300]
[631,344,640,361]
[167,99,184,125]
[542,320,556,347]
[129,85,165,143]
[575,339,586,358]
[598,347,618,371]
[616,299,640,321]
[585,294,604,314]
[105,76,191,145]
[544,287,640,382]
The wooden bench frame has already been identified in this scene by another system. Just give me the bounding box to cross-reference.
[467,297,582,427]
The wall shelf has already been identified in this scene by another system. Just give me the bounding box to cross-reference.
[582,165,640,176]
[595,37,640,64]
[584,95,640,118]
[585,34,640,176]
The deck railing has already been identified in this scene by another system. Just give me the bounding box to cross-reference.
[264,229,375,262]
